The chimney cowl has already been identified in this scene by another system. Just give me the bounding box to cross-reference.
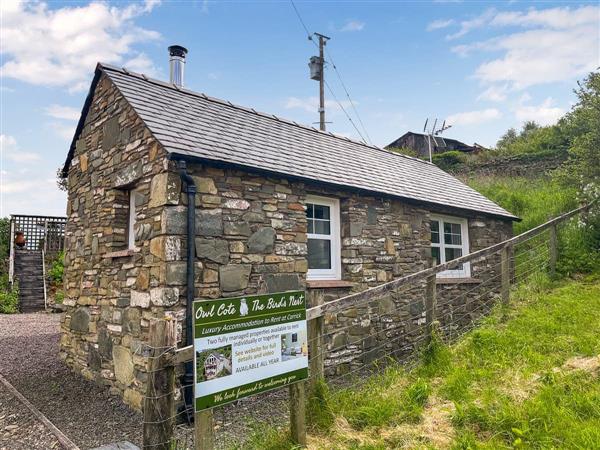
[168,45,188,58]
[168,45,188,87]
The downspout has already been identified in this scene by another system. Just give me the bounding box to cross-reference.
[177,160,196,420]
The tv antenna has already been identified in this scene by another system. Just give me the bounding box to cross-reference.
[423,118,452,163]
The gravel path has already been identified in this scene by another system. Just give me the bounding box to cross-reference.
[0,313,142,449]
[0,383,61,450]
[0,313,293,450]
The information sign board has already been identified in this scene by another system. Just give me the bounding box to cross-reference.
[193,290,308,411]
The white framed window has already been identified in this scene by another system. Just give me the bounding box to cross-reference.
[127,190,139,250]
[306,195,341,280]
[430,215,470,278]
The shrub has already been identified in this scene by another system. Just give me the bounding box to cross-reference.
[432,151,465,171]
[0,274,19,314]
[49,251,64,284]
[54,290,65,304]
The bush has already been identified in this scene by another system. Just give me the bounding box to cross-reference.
[49,251,64,284]
[432,151,465,171]
[0,274,19,314]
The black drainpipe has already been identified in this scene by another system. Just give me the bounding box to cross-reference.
[177,159,196,421]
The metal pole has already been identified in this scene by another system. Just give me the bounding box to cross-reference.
[318,34,326,131]
[8,219,15,284]
[427,135,433,163]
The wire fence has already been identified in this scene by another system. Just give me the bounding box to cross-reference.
[134,203,592,449]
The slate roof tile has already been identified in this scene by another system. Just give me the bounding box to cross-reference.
[67,64,517,220]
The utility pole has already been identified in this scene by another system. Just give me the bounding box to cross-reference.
[308,33,330,131]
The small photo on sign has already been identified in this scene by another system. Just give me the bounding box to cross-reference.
[280,330,308,362]
[196,345,232,382]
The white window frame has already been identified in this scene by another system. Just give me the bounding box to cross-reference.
[306,195,341,281]
[430,214,470,278]
[127,190,139,250]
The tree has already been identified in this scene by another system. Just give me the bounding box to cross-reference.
[520,121,540,137]
[0,218,10,273]
[56,167,68,192]
[496,127,518,149]
[555,71,600,201]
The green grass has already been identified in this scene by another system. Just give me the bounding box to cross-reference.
[240,275,600,449]
[466,175,600,276]
[466,176,577,235]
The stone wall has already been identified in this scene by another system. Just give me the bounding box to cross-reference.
[60,73,173,409]
[320,213,512,376]
[61,73,513,409]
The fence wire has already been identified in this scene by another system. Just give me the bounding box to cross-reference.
[135,218,573,449]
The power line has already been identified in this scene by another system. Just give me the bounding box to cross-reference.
[325,48,373,145]
[324,79,367,144]
[288,0,372,145]
[290,0,312,40]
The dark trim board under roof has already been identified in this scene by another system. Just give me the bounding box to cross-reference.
[63,63,518,221]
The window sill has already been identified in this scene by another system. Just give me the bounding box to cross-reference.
[102,249,137,259]
[306,280,355,289]
[436,277,481,285]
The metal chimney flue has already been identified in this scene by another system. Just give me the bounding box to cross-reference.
[168,45,188,87]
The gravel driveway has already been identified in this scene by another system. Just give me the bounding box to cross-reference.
[0,313,294,450]
[0,313,142,449]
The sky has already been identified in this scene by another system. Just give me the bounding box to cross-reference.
[1,0,599,217]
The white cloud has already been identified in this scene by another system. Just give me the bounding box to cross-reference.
[0,134,66,216]
[0,0,161,92]
[491,6,598,29]
[446,108,502,126]
[477,85,508,102]
[340,20,365,32]
[48,122,77,141]
[44,104,80,121]
[449,6,599,90]
[285,96,354,114]
[446,8,496,40]
[1,134,41,162]
[427,19,455,31]
[514,97,564,126]
[0,172,66,216]
[474,26,598,89]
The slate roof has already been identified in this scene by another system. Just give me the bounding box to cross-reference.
[64,64,517,220]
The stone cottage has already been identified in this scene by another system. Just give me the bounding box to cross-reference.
[60,54,517,409]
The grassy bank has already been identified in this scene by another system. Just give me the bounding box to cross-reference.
[465,176,577,235]
[465,175,599,276]
[241,275,600,449]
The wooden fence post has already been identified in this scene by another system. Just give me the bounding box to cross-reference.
[549,223,558,278]
[308,315,324,393]
[501,244,511,317]
[307,289,325,394]
[143,319,177,450]
[195,410,214,450]
[425,271,437,343]
[289,381,307,446]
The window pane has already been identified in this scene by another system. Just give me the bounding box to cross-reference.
[431,220,440,244]
[431,247,440,265]
[444,222,462,245]
[307,219,314,234]
[313,219,330,235]
[308,238,331,269]
[313,204,330,220]
[445,247,463,270]
[307,203,314,219]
